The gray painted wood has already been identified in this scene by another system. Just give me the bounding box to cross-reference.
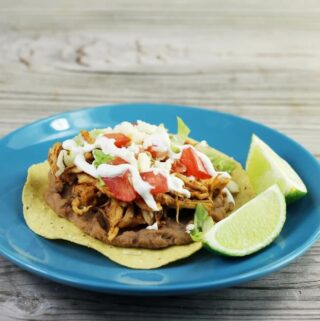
[0,1,319,320]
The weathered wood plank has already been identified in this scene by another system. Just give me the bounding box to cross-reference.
[0,65,319,155]
[0,250,320,321]
[0,1,320,320]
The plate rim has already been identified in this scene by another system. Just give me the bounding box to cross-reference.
[0,102,319,295]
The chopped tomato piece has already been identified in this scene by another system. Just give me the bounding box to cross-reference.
[146,146,168,160]
[172,159,187,174]
[103,171,137,202]
[179,147,211,179]
[104,133,131,148]
[110,157,128,165]
[140,171,168,195]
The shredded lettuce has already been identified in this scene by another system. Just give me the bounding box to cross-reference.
[170,143,180,153]
[63,150,75,167]
[73,129,104,147]
[209,155,235,173]
[97,176,105,187]
[171,117,191,152]
[177,116,190,144]
[90,129,105,139]
[195,142,236,173]
[73,134,84,146]
[190,204,214,242]
[93,149,114,168]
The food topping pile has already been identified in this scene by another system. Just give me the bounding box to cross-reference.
[46,119,238,248]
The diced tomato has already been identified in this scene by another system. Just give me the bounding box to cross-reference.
[103,171,137,202]
[179,147,211,179]
[146,146,168,160]
[104,133,131,148]
[172,159,187,174]
[110,157,128,165]
[140,171,168,195]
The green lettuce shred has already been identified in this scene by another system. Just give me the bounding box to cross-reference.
[90,129,105,139]
[190,204,214,242]
[97,176,105,187]
[73,135,84,146]
[171,117,191,152]
[93,149,114,168]
[177,116,190,143]
[209,155,235,173]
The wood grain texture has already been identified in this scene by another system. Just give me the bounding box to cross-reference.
[0,1,319,320]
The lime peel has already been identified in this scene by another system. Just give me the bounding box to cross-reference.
[203,185,286,257]
[246,135,307,203]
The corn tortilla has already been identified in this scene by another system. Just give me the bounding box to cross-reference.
[22,145,254,269]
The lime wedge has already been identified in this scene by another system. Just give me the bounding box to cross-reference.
[246,135,307,203]
[203,185,286,256]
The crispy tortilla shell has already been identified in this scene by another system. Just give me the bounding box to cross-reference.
[22,162,202,269]
[22,142,254,269]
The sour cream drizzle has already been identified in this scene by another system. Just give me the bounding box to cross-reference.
[143,128,172,152]
[223,187,235,205]
[62,137,159,210]
[57,121,233,212]
[61,127,192,211]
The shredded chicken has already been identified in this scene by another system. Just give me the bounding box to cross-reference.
[117,206,134,228]
[72,183,97,207]
[105,199,124,241]
[205,174,230,198]
[142,210,155,226]
[77,173,97,185]
[135,198,162,212]
[81,130,95,144]
[84,152,94,162]
[95,181,115,199]
[66,166,83,174]
[155,193,230,222]
[156,193,212,210]
[47,143,236,241]
[190,191,210,199]
[175,173,208,192]
[175,195,180,223]
[48,142,62,176]
[71,197,92,215]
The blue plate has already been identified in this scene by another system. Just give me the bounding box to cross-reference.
[0,103,319,295]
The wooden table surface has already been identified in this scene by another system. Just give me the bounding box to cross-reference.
[0,1,319,320]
